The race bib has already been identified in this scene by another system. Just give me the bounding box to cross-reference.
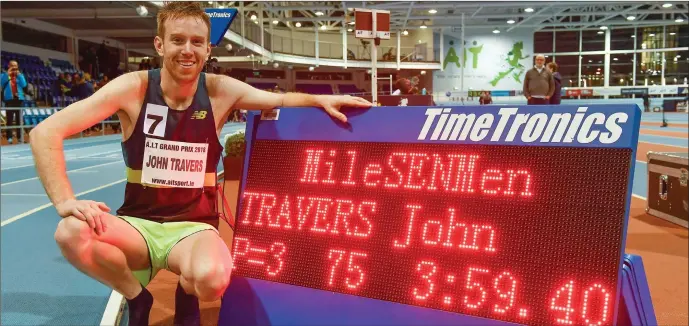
[140,138,209,188]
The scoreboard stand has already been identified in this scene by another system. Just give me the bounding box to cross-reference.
[219,105,657,326]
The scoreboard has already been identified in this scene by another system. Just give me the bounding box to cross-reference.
[219,105,655,326]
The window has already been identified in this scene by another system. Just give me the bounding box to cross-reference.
[610,53,634,86]
[611,28,635,51]
[534,32,554,54]
[553,55,578,88]
[555,31,579,53]
[664,50,689,85]
[635,52,663,86]
[636,27,664,50]
[582,30,605,52]
[580,54,605,87]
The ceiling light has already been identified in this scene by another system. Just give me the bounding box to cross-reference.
[320,25,327,30]
[218,5,224,9]
[649,33,655,36]
[315,11,324,16]
[403,30,409,35]
[349,21,355,25]
[428,9,437,14]
[627,16,636,21]
[136,5,148,16]
[662,3,673,8]
[295,22,302,27]
[670,32,676,35]
[507,19,515,24]
[597,31,604,34]
[420,22,427,29]
[273,20,279,25]
[493,28,500,34]
[631,35,635,38]
[675,18,685,23]
[588,60,592,63]
[525,8,534,13]
[600,26,608,30]
[250,14,257,20]
[347,28,353,32]
[613,57,618,61]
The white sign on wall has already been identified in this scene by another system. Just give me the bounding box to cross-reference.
[433,30,535,93]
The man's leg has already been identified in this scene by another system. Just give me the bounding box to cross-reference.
[54,214,154,325]
[167,229,233,301]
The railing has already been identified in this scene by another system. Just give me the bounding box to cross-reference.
[0,107,121,144]
[228,19,439,63]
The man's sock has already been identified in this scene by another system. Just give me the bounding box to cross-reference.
[174,282,200,326]
[127,286,153,326]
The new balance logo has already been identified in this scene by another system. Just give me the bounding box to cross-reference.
[418,107,628,144]
[191,110,208,120]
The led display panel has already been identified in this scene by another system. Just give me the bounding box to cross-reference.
[232,136,633,326]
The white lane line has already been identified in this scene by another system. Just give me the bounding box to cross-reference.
[633,194,647,200]
[1,178,126,227]
[1,193,48,196]
[638,140,688,149]
[1,161,122,186]
[1,151,120,171]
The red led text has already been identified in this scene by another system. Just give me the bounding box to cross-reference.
[550,280,612,326]
[412,261,528,320]
[393,204,497,253]
[327,249,368,291]
[232,237,286,277]
[240,191,375,238]
[299,149,533,198]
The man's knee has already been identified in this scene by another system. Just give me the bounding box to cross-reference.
[192,262,232,301]
[54,216,91,253]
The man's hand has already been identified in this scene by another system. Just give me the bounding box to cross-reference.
[312,95,372,123]
[545,96,551,100]
[55,199,111,235]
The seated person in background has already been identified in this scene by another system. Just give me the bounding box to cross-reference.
[479,91,493,105]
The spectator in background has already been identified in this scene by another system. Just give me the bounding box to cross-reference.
[547,62,562,104]
[479,91,493,105]
[83,73,96,96]
[1,60,27,143]
[523,54,554,105]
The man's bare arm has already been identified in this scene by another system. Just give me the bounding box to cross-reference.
[30,72,144,207]
[214,75,371,123]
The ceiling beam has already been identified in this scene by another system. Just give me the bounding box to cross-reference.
[507,5,553,32]
[581,4,645,29]
[401,1,415,31]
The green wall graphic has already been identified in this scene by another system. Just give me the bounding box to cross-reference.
[435,31,534,92]
[443,41,484,70]
[489,41,530,86]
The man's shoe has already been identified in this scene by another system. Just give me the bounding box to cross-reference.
[127,286,154,326]
[174,282,201,326]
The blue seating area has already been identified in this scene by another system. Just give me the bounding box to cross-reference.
[1,51,61,104]
[296,83,334,95]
